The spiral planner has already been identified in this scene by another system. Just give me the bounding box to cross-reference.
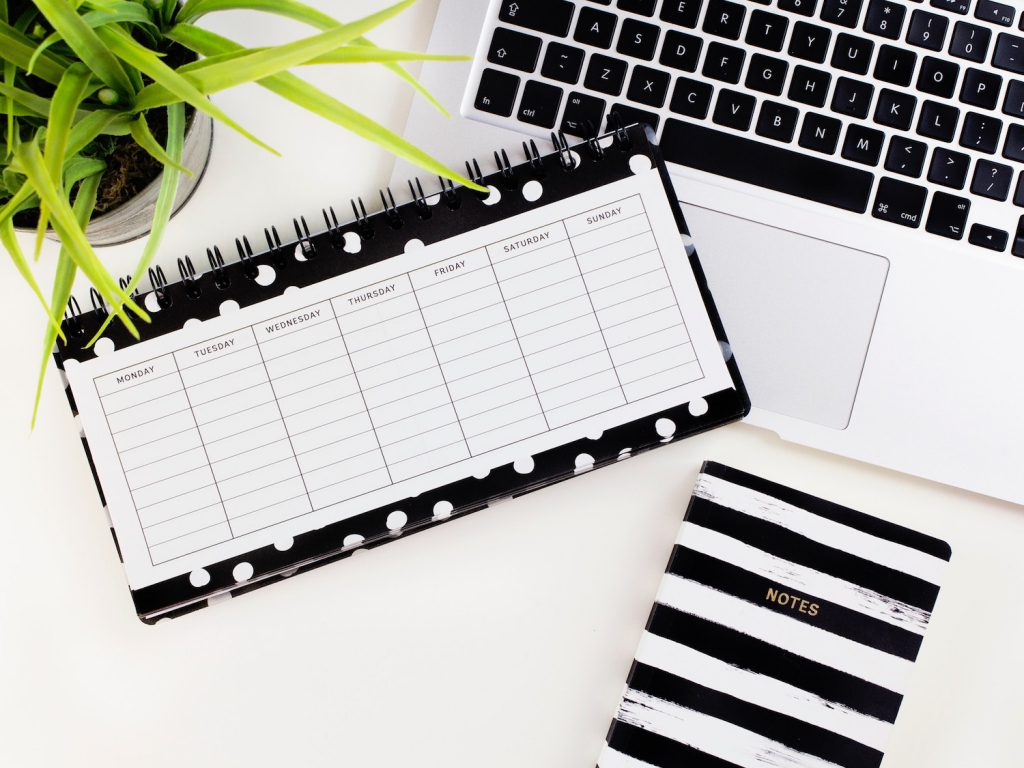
[55,124,749,621]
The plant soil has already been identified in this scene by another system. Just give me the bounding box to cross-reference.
[12,42,198,229]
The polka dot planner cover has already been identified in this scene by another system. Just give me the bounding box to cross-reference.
[598,461,952,768]
[55,124,749,622]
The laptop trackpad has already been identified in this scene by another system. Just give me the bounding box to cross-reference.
[681,205,889,430]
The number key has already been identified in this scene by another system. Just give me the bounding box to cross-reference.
[950,22,992,63]
[907,10,948,52]
[777,0,817,17]
[863,0,905,41]
[820,0,864,29]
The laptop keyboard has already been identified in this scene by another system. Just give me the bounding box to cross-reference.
[468,0,1024,256]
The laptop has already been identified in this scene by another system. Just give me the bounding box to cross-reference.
[391,0,1024,505]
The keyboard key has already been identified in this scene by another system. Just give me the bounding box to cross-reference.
[517,80,563,128]
[789,65,831,106]
[746,54,789,95]
[662,119,875,212]
[960,112,1003,154]
[778,0,817,17]
[1013,216,1024,257]
[930,0,969,15]
[574,7,618,49]
[474,68,520,116]
[799,112,843,153]
[917,57,960,99]
[872,177,927,228]
[789,21,832,63]
[875,88,918,130]
[756,101,800,142]
[960,69,1003,110]
[585,54,628,95]
[820,0,863,29]
[712,89,757,130]
[618,0,657,15]
[885,135,928,177]
[660,0,703,28]
[1003,123,1024,161]
[971,159,1014,200]
[669,76,714,118]
[608,103,661,131]
[873,45,917,87]
[994,33,1024,75]
[863,0,905,40]
[919,101,961,142]
[702,42,746,83]
[968,223,1009,251]
[542,43,585,85]
[1016,174,1024,206]
[498,0,575,36]
[842,124,885,165]
[907,10,948,51]
[660,30,703,71]
[627,65,671,107]
[831,77,874,118]
[746,9,789,51]
[832,33,874,75]
[975,1,1015,28]
[925,192,970,240]
[618,18,661,59]
[561,92,607,137]
[1003,80,1024,117]
[928,146,971,188]
[702,0,746,40]
[950,22,992,63]
[487,27,542,73]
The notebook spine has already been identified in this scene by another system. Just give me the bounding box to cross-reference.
[59,125,637,346]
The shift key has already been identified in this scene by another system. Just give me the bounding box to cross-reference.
[499,0,575,37]
[872,178,928,228]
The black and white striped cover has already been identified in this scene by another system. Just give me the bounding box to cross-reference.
[598,462,951,768]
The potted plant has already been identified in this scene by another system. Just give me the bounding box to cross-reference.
[0,0,482,422]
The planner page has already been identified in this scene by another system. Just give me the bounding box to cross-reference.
[64,167,734,589]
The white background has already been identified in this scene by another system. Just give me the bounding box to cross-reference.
[1,2,1022,766]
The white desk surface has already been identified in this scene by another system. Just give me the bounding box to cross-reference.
[2,2,1022,766]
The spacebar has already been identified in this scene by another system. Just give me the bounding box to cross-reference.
[661,120,875,214]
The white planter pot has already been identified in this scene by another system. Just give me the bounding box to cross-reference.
[17,111,214,247]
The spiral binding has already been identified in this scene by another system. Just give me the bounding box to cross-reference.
[236,235,259,280]
[207,245,230,290]
[379,187,402,229]
[522,139,545,176]
[264,225,287,267]
[407,178,431,221]
[438,176,460,210]
[89,287,107,318]
[322,207,344,249]
[65,295,84,337]
[493,148,516,190]
[67,127,641,343]
[294,216,317,258]
[177,256,202,300]
[148,265,171,309]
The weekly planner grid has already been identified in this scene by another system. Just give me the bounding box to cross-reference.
[63,159,737,597]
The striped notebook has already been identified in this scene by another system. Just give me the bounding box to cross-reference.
[598,462,951,768]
